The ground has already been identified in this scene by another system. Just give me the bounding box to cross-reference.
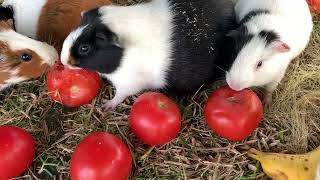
[0,1,319,180]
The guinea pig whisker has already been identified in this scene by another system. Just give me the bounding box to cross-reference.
[213,64,227,73]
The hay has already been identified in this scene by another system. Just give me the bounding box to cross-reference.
[267,15,320,152]
[0,1,319,179]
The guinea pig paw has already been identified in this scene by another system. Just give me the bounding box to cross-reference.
[101,99,118,112]
[262,93,273,109]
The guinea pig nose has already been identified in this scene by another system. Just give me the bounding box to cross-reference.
[228,81,245,91]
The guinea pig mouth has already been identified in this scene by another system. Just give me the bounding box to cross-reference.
[226,76,246,91]
[66,65,83,70]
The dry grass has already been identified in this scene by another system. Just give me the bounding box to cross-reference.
[268,15,320,153]
[0,1,319,179]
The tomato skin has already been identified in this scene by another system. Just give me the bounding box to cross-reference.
[46,63,101,107]
[70,132,132,180]
[130,92,181,146]
[307,0,320,13]
[204,86,263,141]
[0,126,35,180]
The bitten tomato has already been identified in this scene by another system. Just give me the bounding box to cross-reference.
[204,86,263,141]
[130,92,181,146]
[0,126,35,180]
[70,132,132,180]
[307,0,320,13]
[46,63,101,107]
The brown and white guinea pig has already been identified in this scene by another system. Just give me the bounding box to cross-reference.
[61,0,236,111]
[0,14,58,91]
[2,0,112,52]
[225,0,313,103]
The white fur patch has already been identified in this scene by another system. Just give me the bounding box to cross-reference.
[0,84,11,91]
[61,25,88,66]
[98,0,174,89]
[0,29,58,65]
[0,75,27,92]
[5,76,27,84]
[3,0,48,38]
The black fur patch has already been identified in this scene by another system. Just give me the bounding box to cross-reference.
[70,8,123,74]
[259,30,279,46]
[165,0,237,92]
[0,6,13,21]
[0,6,15,29]
[239,9,270,25]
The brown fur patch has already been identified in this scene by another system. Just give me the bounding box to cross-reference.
[0,70,10,84]
[67,56,76,66]
[0,21,12,31]
[0,41,15,84]
[0,41,49,84]
[37,0,112,52]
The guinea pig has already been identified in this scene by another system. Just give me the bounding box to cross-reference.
[225,0,313,104]
[2,0,112,52]
[60,0,236,111]
[0,20,58,91]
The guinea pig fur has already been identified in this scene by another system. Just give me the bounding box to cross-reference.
[0,20,58,91]
[61,0,236,110]
[225,0,313,102]
[2,0,112,52]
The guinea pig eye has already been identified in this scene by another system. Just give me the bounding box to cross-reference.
[19,53,32,62]
[256,61,263,69]
[79,44,92,55]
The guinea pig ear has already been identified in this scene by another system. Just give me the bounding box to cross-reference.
[271,40,290,53]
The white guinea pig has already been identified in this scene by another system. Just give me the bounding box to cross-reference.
[225,0,313,103]
[0,18,58,91]
[2,0,111,52]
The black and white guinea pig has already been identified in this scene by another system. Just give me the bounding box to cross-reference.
[61,0,236,110]
[225,0,313,102]
[0,18,58,91]
[2,0,112,52]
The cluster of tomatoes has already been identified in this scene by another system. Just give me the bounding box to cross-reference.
[0,63,263,179]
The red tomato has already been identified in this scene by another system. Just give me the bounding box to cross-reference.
[130,92,181,146]
[70,132,132,180]
[46,63,101,107]
[204,86,263,141]
[0,126,35,180]
[307,0,320,13]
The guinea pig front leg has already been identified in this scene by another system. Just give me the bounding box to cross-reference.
[263,70,286,107]
[101,84,143,111]
[263,83,277,107]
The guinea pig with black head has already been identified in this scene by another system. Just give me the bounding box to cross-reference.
[61,0,236,111]
[0,18,58,91]
[2,0,112,52]
[225,0,313,104]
